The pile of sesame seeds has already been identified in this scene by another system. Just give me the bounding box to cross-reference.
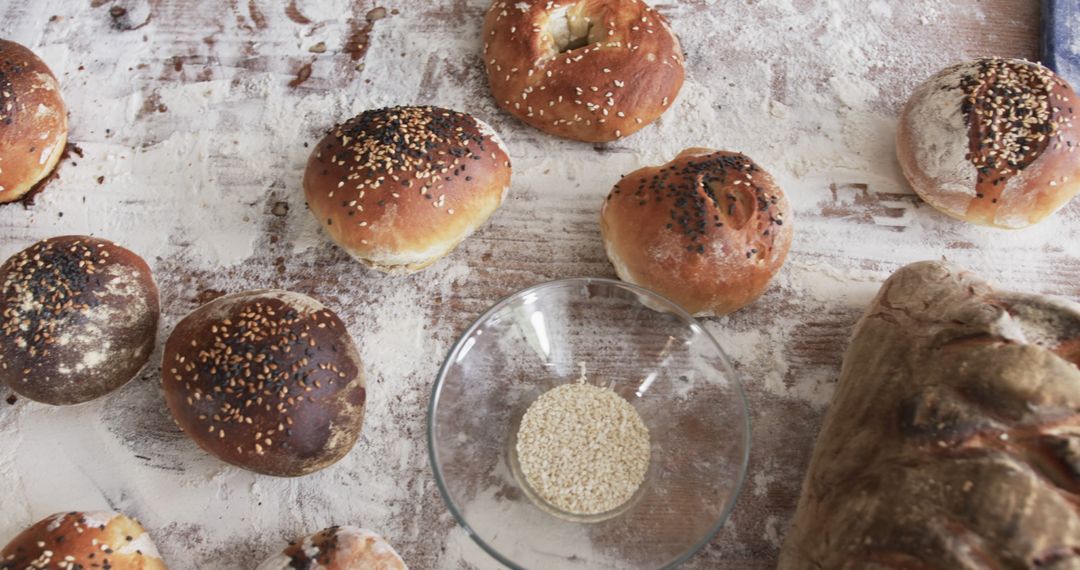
[610,152,784,259]
[0,239,109,371]
[316,106,495,223]
[959,59,1075,190]
[515,381,650,516]
[168,299,348,457]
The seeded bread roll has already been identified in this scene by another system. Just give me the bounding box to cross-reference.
[898,58,1080,228]
[0,39,68,204]
[162,290,365,477]
[257,526,408,570]
[601,148,793,317]
[0,236,160,405]
[483,0,685,142]
[303,106,511,273]
[1,511,166,569]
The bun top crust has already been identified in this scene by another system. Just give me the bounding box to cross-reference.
[257,526,408,570]
[483,0,685,142]
[303,106,511,271]
[898,58,1080,228]
[0,511,166,570]
[0,39,68,203]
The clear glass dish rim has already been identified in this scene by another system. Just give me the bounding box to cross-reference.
[426,276,752,570]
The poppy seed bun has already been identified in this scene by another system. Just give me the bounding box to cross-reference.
[257,526,408,570]
[0,236,159,406]
[162,290,366,477]
[483,0,685,142]
[0,39,68,203]
[601,148,793,317]
[0,511,166,569]
[303,106,512,273]
[897,58,1080,228]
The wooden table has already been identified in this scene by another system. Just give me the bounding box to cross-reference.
[0,1,1059,568]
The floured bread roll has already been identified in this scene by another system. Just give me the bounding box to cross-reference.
[0,511,166,569]
[257,526,408,570]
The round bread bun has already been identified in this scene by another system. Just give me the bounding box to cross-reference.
[482,0,685,142]
[0,235,160,405]
[0,39,68,204]
[162,290,365,477]
[257,526,408,570]
[600,148,793,317]
[0,511,166,569]
[897,57,1080,229]
[303,106,511,273]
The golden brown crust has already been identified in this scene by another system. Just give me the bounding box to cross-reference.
[0,39,68,204]
[303,106,511,273]
[0,236,160,406]
[601,148,792,316]
[257,526,408,570]
[483,0,684,142]
[1,511,167,569]
[897,58,1080,229]
[162,291,366,477]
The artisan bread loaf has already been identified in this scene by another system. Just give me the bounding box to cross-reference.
[779,261,1080,569]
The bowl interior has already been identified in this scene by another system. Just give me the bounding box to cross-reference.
[428,279,750,569]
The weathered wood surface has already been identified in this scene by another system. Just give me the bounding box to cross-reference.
[0,1,1060,569]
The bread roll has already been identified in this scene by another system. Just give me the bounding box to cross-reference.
[0,235,160,405]
[0,511,166,569]
[0,39,68,204]
[257,526,408,570]
[779,261,1080,569]
[162,290,365,477]
[303,106,511,273]
[483,0,684,142]
[897,58,1080,228]
[600,148,793,316]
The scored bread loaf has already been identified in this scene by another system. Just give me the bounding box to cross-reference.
[779,261,1080,569]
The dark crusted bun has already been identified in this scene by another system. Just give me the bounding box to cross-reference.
[257,526,408,570]
[162,290,366,477]
[0,511,166,569]
[0,236,159,405]
[0,39,68,203]
[601,148,793,316]
[897,58,1080,228]
[483,0,685,142]
[303,106,511,273]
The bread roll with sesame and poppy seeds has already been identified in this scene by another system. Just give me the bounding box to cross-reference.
[601,148,793,317]
[483,0,685,143]
[898,58,1080,229]
[162,290,365,477]
[303,106,511,273]
[0,511,167,569]
[0,236,159,406]
[257,526,408,570]
[0,39,68,204]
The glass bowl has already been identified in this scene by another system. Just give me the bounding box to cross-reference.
[427,278,750,569]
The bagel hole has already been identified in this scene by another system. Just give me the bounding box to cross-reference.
[548,6,596,53]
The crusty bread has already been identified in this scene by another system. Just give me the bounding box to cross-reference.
[0,511,166,569]
[897,58,1080,229]
[779,261,1080,569]
[600,148,792,316]
[257,526,408,570]
[0,39,68,204]
[162,290,366,477]
[0,236,160,405]
[483,0,684,142]
[303,106,511,273]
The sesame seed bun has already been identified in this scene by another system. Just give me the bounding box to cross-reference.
[897,58,1080,229]
[303,106,512,273]
[0,235,160,406]
[162,290,366,477]
[0,511,166,569]
[601,148,793,317]
[0,39,68,204]
[257,526,408,570]
[483,0,685,143]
